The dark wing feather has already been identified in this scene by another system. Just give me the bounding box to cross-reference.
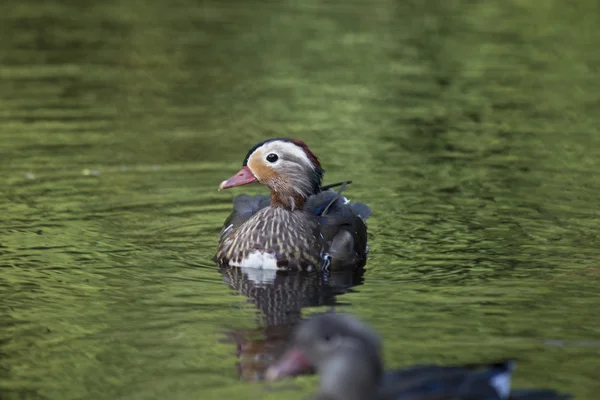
[508,390,572,400]
[350,202,371,220]
[381,360,514,400]
[305,188,371,267]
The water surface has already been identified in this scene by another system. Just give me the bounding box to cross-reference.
[1,0,599,399]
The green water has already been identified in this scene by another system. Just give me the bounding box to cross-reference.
[1,0,599,399]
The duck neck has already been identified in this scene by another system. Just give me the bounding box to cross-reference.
[270,191,306,211]
[267,169,322,211]
[318,351,382,400]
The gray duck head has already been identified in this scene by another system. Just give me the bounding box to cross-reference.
[265,312,383,400]
[218,138,324,210]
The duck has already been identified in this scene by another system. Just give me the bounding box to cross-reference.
[265,313,572,400]
[215,138,371,271]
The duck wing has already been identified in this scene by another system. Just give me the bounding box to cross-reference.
[305,184,371,268]
[380,360,514,400]
[508,390,572,400]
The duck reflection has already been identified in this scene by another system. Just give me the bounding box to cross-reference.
[219,265,365,381]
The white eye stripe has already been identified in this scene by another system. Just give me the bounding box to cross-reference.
[254,141,315,169]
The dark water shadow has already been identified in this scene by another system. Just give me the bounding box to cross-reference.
[218,265,365,381]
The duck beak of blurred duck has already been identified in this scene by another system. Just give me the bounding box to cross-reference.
[265,348,313,382]
[218,166,258,191]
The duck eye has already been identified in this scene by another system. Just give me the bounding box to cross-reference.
[266,153,279,163]
[318,333,341,351]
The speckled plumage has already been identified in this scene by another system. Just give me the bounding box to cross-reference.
[216,207,325,270]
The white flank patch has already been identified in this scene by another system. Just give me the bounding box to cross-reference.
[489,371,512,400]
[229,250,280,269]
[229,251,281,285]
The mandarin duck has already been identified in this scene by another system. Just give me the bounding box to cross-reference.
[216,138,371,271]
[265,313,572,400]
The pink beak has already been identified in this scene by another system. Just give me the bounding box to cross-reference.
[218,166,258,191]
[265,348,313,382]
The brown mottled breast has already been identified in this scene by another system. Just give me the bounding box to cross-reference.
[216,207,325,270]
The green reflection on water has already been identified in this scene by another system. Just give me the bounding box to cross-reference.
[1,0,599,399]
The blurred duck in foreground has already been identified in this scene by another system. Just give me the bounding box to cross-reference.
[216,138,371,271]
[266,313,572,400]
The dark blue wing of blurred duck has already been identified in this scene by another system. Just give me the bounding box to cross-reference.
[219,183,371,267]
[380,360,515,400]
[508,390,572,400]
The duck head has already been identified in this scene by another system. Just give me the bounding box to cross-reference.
[265,313,383,400]
[218,138,324,210]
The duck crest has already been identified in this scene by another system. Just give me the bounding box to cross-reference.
[287,139,322,169]
[288,138,324,196]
